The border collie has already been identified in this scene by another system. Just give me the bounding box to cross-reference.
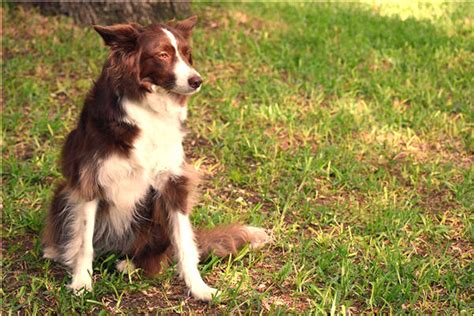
[42,16,269,301]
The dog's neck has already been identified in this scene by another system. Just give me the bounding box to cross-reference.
[121,88,188,125]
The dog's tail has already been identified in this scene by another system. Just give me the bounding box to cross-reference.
[196,224,270,258]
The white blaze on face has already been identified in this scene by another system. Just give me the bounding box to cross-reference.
[162,28,201,95]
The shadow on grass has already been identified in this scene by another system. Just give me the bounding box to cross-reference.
[249,3,471,116]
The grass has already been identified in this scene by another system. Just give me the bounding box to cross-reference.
[2,2,473,314]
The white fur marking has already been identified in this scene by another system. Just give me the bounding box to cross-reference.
[43,246,59,260]
[162,28,201,95]
[116,259,136,274]
[245,226,271,249]
[170,211,218,301]
[68,199,98,293]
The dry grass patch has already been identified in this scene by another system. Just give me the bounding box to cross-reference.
[359,127,472,166]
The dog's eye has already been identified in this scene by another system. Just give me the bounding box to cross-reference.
[157,51,170,60]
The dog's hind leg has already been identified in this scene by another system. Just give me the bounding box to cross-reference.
[42,183,69,261]
[123,245,173,276]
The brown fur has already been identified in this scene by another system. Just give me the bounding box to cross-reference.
[126,186,172,276]
[197,224,256,258]
[42,181,69,256]
[160,164,200,214]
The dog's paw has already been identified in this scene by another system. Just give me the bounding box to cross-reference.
[245,226,271,249]
[116,259,136,274]
[190,284,219,301]
[68,273,92,294]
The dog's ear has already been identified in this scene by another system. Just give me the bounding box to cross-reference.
[171,15,197,38]
[93,23,143,50]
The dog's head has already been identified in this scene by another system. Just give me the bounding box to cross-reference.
[94,16,201,99]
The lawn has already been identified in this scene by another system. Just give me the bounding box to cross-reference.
[2,2,473,314]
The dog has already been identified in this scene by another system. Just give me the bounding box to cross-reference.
[42,16,269,301]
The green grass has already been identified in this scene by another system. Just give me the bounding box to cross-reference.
[2,2,473,314]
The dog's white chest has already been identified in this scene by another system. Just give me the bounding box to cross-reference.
[131,108,185,179]
[97,94,186,235]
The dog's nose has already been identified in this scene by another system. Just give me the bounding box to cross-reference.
[188,76,202,89]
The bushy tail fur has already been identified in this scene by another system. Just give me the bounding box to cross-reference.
[196,224,270,259]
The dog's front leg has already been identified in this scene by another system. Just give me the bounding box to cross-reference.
[67,199,98,293]
[169,211,218,301]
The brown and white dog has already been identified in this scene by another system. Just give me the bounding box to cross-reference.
[42,16,269,301]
